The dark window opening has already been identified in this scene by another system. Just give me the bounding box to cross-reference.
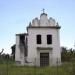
[47,35,52,44]
[20,35,25,44]
[20,35,28,57]
[25,37,28,56]
[37,35,41,44]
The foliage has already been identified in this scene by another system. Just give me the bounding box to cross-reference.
[61,47,75,62]
[11,44,16,59]
[0,61,75,75]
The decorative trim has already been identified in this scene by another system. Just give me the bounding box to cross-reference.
[37,47,53,50]
[27,26,61,31]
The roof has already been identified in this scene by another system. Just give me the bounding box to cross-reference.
[27,25,61,31]
[40,13,47,17]
[16,33,28,36]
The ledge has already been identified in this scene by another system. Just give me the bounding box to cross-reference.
[16,33,28,36]
[27,26,61,31]
[37,47,53,50]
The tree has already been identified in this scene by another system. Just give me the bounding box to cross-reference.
[11,44,16,59]
[61,47,67,61]
[61,47,75,62]
[0,49,4,55]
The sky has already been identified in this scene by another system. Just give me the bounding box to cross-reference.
[0,0,75,54]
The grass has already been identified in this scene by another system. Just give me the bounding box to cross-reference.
[0,60,75,75]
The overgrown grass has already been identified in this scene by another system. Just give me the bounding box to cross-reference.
[0,61,75,75]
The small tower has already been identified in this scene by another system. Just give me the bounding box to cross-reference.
[27,12,61,66]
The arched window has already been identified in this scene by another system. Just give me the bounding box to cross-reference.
[36,35,41,44]
[47,35,52,44]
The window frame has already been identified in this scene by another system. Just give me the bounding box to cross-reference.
[36,34,42,44]
[47,34,52,44]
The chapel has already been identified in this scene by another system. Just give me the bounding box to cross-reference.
[15,12,61,66]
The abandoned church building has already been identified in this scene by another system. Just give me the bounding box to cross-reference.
[15,12,61,67]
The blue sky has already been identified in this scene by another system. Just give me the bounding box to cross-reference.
[0,0,75,54]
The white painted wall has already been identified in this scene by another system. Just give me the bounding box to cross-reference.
[15,35,25,66]
[15,35,20,61]
[27,28,61,66]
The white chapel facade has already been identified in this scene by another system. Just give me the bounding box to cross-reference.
[15,12,61,66]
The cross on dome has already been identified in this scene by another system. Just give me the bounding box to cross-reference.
[41,8,45,13]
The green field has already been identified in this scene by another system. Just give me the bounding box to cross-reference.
[0,61,75,75]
